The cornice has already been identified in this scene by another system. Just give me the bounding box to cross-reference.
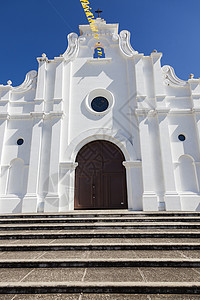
[135,108,197,116]
[0,112,63,120]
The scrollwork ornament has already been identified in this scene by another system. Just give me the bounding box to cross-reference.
[162,65,187,87]
[119,30,138,57]
[12,70,37,93]
[64,32,79,60]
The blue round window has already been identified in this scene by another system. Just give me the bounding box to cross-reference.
[178,134,186,141]
[91,97,109,112]
[17,138,24,145]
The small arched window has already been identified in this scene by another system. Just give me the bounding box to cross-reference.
[93,42,105,59]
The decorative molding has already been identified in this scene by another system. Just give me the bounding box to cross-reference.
[135,108,149,116]
[53,98,62,103]
[168,109,193,115]
[0,84,12,90]
[162,65,187,87]
[12,70,37,93]
[30,112,44,118]
[123,161,142,168]
[156,108,170,114]
[3,111,63,120]
[54,56,64,62]
[147,109,157,117]
[42,112,64,120]
[37,53,48,62]
[34,98,44,102]
[60,162,78,171]
[119,30,138,57]
[179,192,200,196]
[135,109,157,117]
[8,114,32,120]
[136,108,197,116]
[0,113,8,120]
[87,58,112,63]
[64,33,79,60]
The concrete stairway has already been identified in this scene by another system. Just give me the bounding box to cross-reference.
[0,211,200,300]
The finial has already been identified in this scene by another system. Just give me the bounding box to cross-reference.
[189,73,194,79]
[7,80,12,86]
[152,49,157,53]
[95,8,103,18]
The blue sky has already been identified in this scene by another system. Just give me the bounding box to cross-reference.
[1,0,200,86]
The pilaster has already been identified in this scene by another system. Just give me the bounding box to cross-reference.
[22,117,42,213]
[35,54,47,102]
[123,161,143,210]
[59,162,78,211]
[157,112,181,210]
[137,114,158,210]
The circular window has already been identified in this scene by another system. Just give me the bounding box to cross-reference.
[91,97,109,112]
[17,138,24,145]
[85,88,114,116]
[178,134,186,141]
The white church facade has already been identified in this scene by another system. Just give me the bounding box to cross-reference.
[0,18,200,213]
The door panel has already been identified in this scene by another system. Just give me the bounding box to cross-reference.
[75,140,127,209]
[77,176,93,208]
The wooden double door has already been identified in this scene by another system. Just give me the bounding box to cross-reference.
[75,140,127,209]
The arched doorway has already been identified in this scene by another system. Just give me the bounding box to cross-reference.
[75,140,127,209]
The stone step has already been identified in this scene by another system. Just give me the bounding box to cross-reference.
[1,216,200,224]
[1,293,199,300]
[0,243,199,251]
[0,211,200,219]
[0,231,199,240]
[0,281,200,294]
[0,258,200,268]
[0,211,199,296]
[0,231,200,240]
[0,266,199,283]
[0,222,200,230]
[1,249,199,259]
